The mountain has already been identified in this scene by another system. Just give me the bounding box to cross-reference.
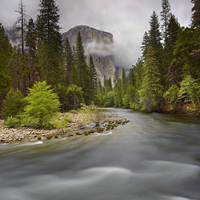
[62,25,116,85]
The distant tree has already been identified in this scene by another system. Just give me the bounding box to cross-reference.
[89,55,98,101]
[122,68,126,94]
[75,32,90,103]
[25,18,37,87]
[65,37,74,85]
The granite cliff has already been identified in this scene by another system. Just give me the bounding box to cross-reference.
[62,25,116,84]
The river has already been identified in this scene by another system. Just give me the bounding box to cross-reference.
[0,108,200,200]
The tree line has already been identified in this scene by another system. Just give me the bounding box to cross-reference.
[1,0,200,117]
[99,0,200,113]
[0,0,98,116]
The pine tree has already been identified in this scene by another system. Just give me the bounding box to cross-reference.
[25,18,37,87]
[141,31,149,59]
[149,11,164,84]
[36,0,64,88]
[0,23,13,110]
[122,68,126,94]
[65,37,74,85]
[75,32,90,103]
[89,55,97,100]
[191,0,200,74]
[139,46,163,112]
[149,11,162,51]
[160,0,171,43]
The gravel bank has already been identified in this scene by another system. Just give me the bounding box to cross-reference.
[0,113,84,144]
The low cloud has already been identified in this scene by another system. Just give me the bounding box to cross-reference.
[85,39,114,57]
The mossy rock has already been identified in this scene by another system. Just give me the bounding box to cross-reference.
[37,135,41,140]
[116,120,122,124]
[122,122,125,125]
[67,134,73,137]
[84,131,88,136]
[97,128,104,133]
[53,134,59,138]
[46,134,53,139]
[76,132,83,135]
[88,129,95,134]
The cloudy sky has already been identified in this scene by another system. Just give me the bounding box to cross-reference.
[0,0,193,68]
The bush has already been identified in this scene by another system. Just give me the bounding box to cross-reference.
[21,81,61,128]
[51,115,72,129]
[2,89,25,120]
[4,116,20,128]
[80,103,105,126]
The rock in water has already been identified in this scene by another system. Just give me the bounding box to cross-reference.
[62,25,116,85]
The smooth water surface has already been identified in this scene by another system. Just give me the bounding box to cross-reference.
[0,108,200,200]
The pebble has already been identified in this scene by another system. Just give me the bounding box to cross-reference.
[0,113,84,144]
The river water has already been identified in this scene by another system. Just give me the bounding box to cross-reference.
[0,108,200,200]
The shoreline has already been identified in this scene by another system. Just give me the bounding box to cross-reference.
[0,113,84,144]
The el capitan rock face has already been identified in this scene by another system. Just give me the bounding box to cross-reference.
[62,25,116,84]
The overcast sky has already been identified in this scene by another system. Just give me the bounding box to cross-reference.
[0,0,193,68]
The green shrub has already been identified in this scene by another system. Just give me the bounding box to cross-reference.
[51,115,72,129]
[2,89,25,120]
[4,116,20,128]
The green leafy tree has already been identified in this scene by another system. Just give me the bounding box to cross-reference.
[178,75,200,107]
[2,89,25,120]
[163,85,179,112]
[66,84,84,109]
[22,81,61,128]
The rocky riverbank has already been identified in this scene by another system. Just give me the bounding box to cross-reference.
[0,113,84,144]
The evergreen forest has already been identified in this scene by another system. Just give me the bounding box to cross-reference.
[1,0,200,119]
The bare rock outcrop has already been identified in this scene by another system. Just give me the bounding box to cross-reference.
[62,25,116,84]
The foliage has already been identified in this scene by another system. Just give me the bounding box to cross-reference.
[2,89,25,120]
[51,115,72,129]
[4,116,21,128]
[103,91,114,107]
[22,81,61,128]
[80,103,105,126]
[163,85,179,111]
[66,84,84,109]
[139,46,163,112]
[0,23,12,107]
[178,75,200,107]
